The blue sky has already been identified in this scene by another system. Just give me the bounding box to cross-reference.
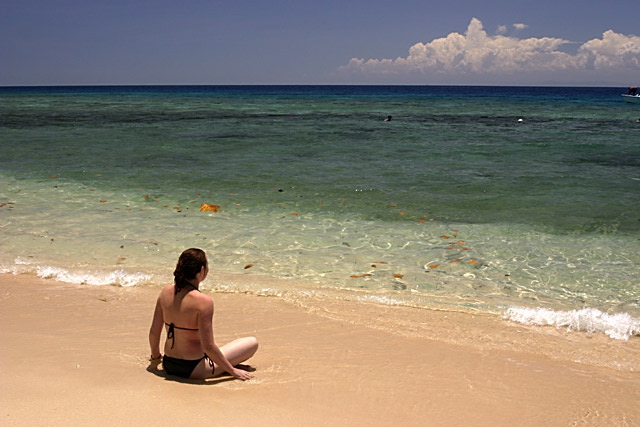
[1,0,639,86]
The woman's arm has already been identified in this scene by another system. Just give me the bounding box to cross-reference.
[198,297,252,380]
[148,296,164,360]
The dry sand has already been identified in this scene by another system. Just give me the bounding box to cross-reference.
[1,274,639,426]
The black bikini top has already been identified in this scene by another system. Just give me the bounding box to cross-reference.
[165,282,201,348]
[165,322,198,348]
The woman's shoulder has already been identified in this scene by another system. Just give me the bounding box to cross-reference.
[159,284,175,296]
[190,288,213,304]
[186,290,213,314]
[157,285,174,305]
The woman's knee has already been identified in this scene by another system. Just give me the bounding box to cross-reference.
[244,336,259,354]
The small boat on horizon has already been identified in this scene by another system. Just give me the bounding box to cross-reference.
[623,86,640,103]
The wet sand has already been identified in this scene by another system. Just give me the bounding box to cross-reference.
[1,274,639,426]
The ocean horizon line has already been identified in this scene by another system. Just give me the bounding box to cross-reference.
[0,83,630,89]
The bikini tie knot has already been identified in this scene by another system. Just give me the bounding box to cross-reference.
[167,323,176,348]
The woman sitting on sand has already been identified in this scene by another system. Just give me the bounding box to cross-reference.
[148,248,258,380]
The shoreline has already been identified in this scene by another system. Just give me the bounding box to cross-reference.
[2,273,640,426]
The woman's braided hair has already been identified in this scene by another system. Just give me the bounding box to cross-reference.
[173,248,207,294]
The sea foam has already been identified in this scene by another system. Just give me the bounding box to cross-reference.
[3,258,152,287]
[504,306,640,341]
[35,266,152,287]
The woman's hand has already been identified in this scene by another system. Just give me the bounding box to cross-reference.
[148,354,163,371]
[149,354,162,362]
[231,367,253,381]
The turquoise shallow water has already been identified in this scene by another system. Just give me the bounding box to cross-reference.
[1,85,639,337]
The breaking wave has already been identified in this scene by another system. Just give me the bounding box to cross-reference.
[504,306,640,341]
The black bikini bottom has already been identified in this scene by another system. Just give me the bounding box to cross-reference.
[162,355,206,378]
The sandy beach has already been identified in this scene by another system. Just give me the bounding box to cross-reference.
[1,274,639,426]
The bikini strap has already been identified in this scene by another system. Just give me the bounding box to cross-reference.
[176,282,201,294]
[184,282,201,293]
[204,354,215,374]
[165,322,199,349]
[166,323,176,349]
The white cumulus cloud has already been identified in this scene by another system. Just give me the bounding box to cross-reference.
[339,18,640,81]
[578,29,640,69]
